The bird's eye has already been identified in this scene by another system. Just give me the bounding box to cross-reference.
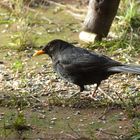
[49,46,54,52]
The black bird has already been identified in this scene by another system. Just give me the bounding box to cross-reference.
[33,39,140,97]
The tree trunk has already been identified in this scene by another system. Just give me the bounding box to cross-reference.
[83,0,120,40]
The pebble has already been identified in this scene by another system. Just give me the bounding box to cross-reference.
[51,117,57,121]
[31,108,37,112]
[74,111,80,115]
[66,117,70,120]
[100,115,106,120]
[38,114,46,119]
[119,135,123,139]
[120,112,124,115]
[122,117,127,121]
[119,126,122,129]
[114,136,119,139]
[89,121,95,125]
[40,110,45,113]
[60,131,64,134]
[0,113,5,116]
[137,75,140,80]
[80,119,83,122]
[50,120,55,125]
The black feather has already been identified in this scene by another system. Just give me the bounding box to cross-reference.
[40,39,140,92]
[107,65,140,74]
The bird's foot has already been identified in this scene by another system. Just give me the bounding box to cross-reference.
[87,94,98,100]
[80,93,98,100]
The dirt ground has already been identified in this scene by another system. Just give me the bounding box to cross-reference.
[0,0,140,140]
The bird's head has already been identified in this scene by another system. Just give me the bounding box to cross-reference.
[33,39,70,57]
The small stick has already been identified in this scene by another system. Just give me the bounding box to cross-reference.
[98,88,114,102]
[67,123,80,138]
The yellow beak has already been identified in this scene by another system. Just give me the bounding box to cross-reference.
[33,50,45,56]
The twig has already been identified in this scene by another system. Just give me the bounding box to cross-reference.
[46,0,66,8]
[65,133,77,139]
[98,106,110,120]
[66,5,86,13]
[46,0,86,20]
[45,0,87,13]
[67,123,80,138]
[115,92,126,105]
[98,87,114,102]
[24,6,36,12]
[29,95,42,103]
[97,129,120,137]
[66,10,85,20]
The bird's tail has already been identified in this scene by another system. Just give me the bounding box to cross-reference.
[107,65,140,74]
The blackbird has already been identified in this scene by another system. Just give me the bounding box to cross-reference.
[33,39,140,97]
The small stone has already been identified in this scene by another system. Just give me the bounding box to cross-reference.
[120,112,123,115]
[51,117,57,121]
[31,108,37,112]
[50,121,55,125]
[122,117,127,121]
[60,131,64,134]
[119,135,123,139]
[62,104,65,107]
[38,114,45,119]
[74,111,80,115]
[119,126,122,129]
[102,120,106,124]
[137,75,140,80]
[114,136,119,139]
[41,110,45,113]
[100,115,106,120]
[89,121,95,125]
[0,113,5,116]
[66,117,70,120]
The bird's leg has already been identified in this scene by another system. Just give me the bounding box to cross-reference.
[88,83,100,98]
[87,85,114,101]
[80,86,84,92]
[93,84,99,96]
[71,85,84,97]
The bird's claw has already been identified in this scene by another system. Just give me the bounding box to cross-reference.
[80,93,98,100]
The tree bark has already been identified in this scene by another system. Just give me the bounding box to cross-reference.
[83,0,120,40]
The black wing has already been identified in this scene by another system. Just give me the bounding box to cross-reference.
[56,47,121,74]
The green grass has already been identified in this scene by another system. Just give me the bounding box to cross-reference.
[87,0,140,59]
[0,2,80,52]
[1,0,139,57]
